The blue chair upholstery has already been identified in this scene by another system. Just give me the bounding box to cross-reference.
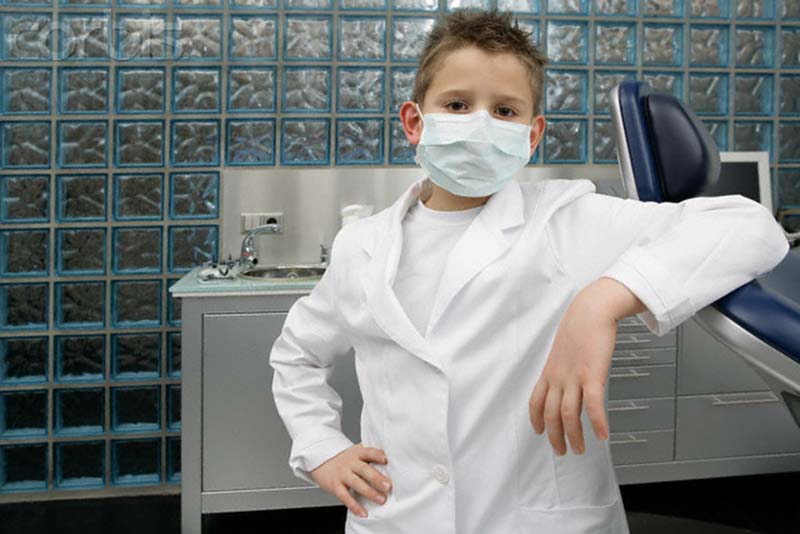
[611,80,800,419]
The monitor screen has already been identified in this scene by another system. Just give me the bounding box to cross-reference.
[699,161,761,203]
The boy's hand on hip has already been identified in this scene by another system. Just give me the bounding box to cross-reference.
[310,442,392,519]
[528,277,646,456]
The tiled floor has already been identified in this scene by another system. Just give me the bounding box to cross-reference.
[1,471,797,533]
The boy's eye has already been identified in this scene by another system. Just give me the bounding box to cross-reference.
[445,101,467,112]
[496,106,516,118]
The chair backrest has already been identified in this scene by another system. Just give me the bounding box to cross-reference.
[610,80,721,203]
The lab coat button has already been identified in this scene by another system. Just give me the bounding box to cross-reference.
[432,464,449,484]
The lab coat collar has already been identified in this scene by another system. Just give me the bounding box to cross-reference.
[360,176,525,372]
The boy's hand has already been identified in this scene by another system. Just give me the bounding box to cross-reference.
[528,277,646,456]
[310,442,392,519]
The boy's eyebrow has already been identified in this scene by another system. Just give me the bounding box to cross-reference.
[436,89,530,108]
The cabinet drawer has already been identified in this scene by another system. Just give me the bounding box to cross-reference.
[608,397,674,432]
[608,364,675,400]
[611,347,675,368]
[676,392,800,460]
[617,315,650,334]
[609,430,674,465]
[615,331,676,351]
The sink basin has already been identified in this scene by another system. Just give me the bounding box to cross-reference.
[238,264,326,281]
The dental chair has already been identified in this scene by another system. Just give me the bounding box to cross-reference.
[610,80,800,428]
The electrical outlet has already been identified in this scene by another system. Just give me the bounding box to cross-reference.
[241,212,284,234]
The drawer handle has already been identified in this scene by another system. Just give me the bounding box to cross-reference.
[711,393,779,407]
[609,370,651,379]
[612,353,652,362]
[609,434,649,445]
[608,401,649,412]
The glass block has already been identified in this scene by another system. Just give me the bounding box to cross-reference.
[59,14,110,60]
[56,388,104,435]
[391,17,435,62]
[594,0,636,15]
[0,444,47,493]
[336,119,384,165]
[0,175,49,223]
[594,71,634,114]
[167,436,181,482]
[230,16,278,60]
[0,390,47,437]
[286,0,331,6]
[115,15,166,61]
[735,26,774,67]
[642,71,683,99]
[170,120,220,166]
[176,0,222,5]
[733,121,772,153]
[171,68,220,113]
[546,21,589,64]
[168,226,218,272]
[228,67,276,112]
[516,19,540,44]
[167,331,181,375]
[0,284,48,330]
[783,28,800,68]
[0,230,48,277]
[737,0,773,18]
[544,120,587,163]
[781,76,800,115]
[57,121,108,168]
[339,17,386,62]
[341,0,386,7]
[169,173,219,219]
[389,118,415,164]
[57,175,105,222]
[56,335,104,382]
[55,441,104,489]
[226,120,276,166]
[735,74,775,116]
[116,68,165,113]
[55,282,105,329]
[702,120,727,151]
[688,74,729,115]
[174,16,222,60]
[56,228,106,275]
[3,15,52,60]
[112,387,159,433]
[112,333,160,380]
[338,68,385,112]
[113,227,162,274]
[280,120,330,165]
[3,69,50,114]
[783,0,800,18]
[112,280,161,327]
[390,68,416,112]
[59,68,108,114]
[689,0,728,17]
[778,168,800,207]
[546,70,588,114]
[118,0,167,8]
[394,0,439,7]
[112,439,160,485]
[779,122,800,162]
[594,23,636,65]
[231,0,278,6]
[284,16,332,60]
[2,122,50,168]
[690,25,729,66]
[0,337,47,384]
[114,174,163,221]
[283,67,330,112]
[546,0,587,11]
[642,0,683,16]
[115,120,164,167]
[168,385,181,430]
[642,24,683,66]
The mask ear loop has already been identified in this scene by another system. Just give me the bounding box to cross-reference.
[414,102,425,125]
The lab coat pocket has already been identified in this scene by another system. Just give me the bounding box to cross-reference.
[346,458,403,523]
[515,498,621,534]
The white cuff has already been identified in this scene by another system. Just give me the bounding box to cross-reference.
[290,433,356,485]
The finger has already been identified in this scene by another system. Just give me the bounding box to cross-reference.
[561,384,585,455]
[355,460,392,494]
[544,385,566,455]
[347,471,387,506]
[359,447,388,466]
[584,382,609,441]
[529,378,549,434]
[335,483,367,518]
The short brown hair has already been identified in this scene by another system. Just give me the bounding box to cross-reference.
[411,9,549,117]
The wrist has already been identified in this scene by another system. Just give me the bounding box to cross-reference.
[578,277,647,322]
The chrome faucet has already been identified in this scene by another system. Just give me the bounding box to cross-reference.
[240,223,281,269]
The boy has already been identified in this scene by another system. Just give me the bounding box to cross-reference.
[269,10,790,534]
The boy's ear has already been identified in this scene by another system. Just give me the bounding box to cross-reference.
[529,115,546,158]
[399,101,424,145]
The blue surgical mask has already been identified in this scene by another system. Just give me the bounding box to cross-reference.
[413,102,533,197]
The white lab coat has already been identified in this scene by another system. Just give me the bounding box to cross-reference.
[270,176,790,534]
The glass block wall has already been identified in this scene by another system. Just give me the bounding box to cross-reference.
[1,0,799,501]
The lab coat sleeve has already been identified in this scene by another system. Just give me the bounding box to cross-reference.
[269,226,356,485]
[546,183,790,337]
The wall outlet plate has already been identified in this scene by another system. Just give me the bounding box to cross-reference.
[241,212,284,234]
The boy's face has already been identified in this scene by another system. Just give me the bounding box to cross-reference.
[400,45,546,157]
